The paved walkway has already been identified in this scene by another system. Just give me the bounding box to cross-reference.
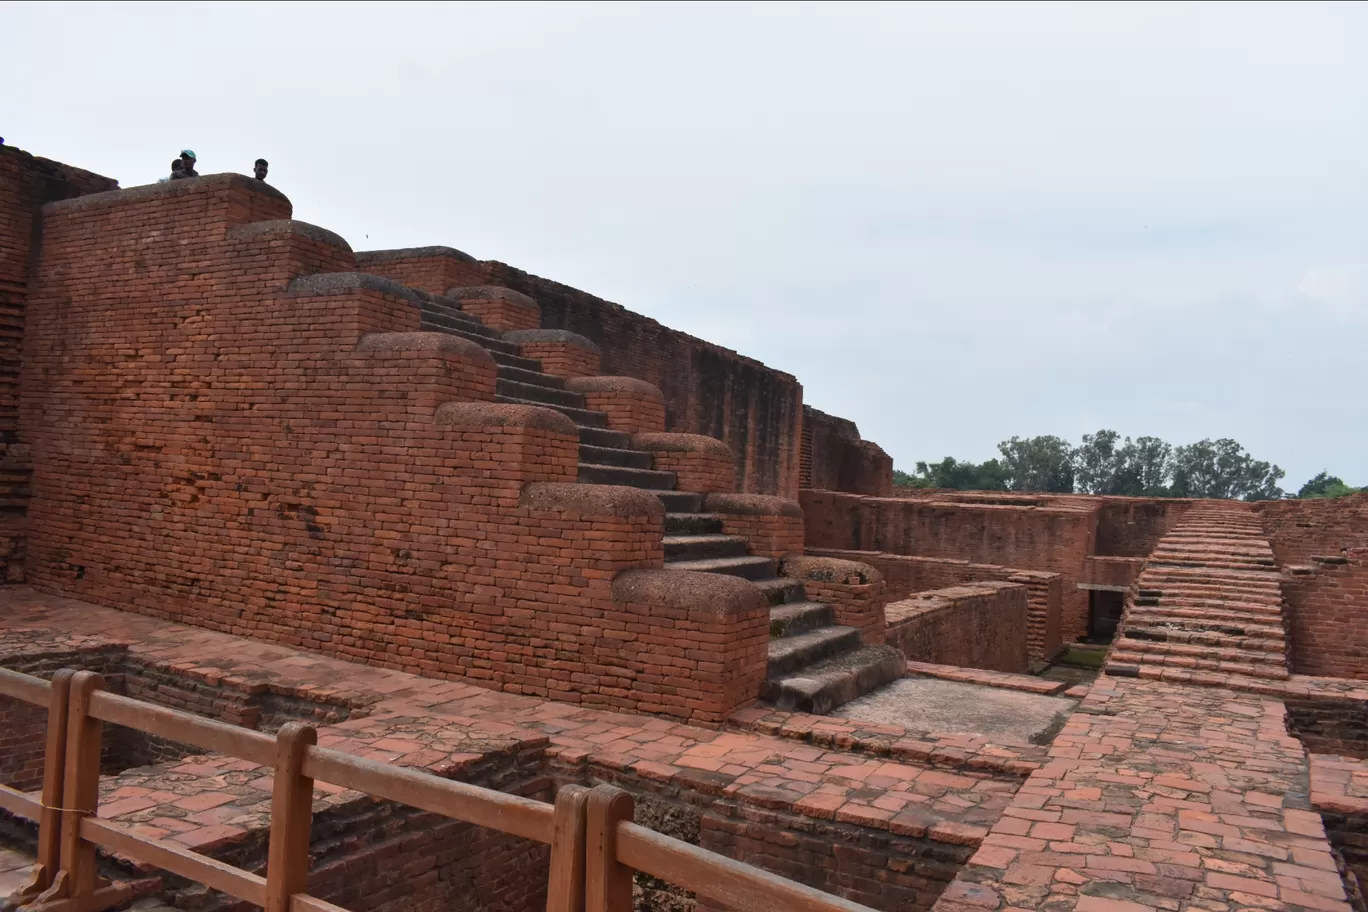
[0,587,1029,854]
[933,675,1351,912]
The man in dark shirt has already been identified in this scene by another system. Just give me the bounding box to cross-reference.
[179,150,198,178]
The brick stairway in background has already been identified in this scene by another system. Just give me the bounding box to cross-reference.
[395,284,902,713]
[1107,501,1290,683]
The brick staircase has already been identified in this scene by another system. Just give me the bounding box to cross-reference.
[413,288,901,713]
[1106,501,1290,681]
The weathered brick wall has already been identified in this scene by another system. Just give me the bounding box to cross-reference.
[503,329,601,378]
[800,405,892,496]
[1082,555,1146,590]
[1282,549,1368,679]
[1088,497,1193,557]
[1286,696,1368,759]
[574,766,979,912]
[803,492,1097,644]
[357,249,804,498]
[1260,493,1368,567]
[17,176,766,720]
[0,145,118,584]
[884,582,1030,673]
[811,548,1063,664]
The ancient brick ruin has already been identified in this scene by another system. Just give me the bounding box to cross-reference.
[1,142,1367,912]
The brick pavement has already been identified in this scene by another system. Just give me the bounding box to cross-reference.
[932,675,1352,912]
[0,586,1020,855]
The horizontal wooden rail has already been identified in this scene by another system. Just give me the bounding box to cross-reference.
[0,665,51,704]
[88,690,276,766]
[301,745,555,844]
[617,821,873,912]
[0,783,42,819]
[291,895,355,912]
[80,816,267,907]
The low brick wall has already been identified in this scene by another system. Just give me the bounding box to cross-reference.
[884,583,1030,674]
[566,376,666,433]
[445,285,540,333]
[811,549,1062,664]
[632,433,735,494]
[704,493,803,560]
[1287,697,1368,759]
[780,555,888,646]
[1082,555,1146,591]
[1281,549,1368,679]
[503,329,602,379]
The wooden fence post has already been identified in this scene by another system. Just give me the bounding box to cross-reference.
[265,721,317,912]
[546,785,589,912]
[11,669,73,906]
[34,669,105,906]
[585,785,634,912]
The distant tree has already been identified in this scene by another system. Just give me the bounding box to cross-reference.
[1074,430,1174,496]
[1297,471,1363,499]
[1170,438,1285,501]
[893,457,1008,491]
[998,435,1076,493]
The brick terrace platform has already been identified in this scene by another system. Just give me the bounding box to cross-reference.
[933,675,1353,912]
[0,587,1028,858]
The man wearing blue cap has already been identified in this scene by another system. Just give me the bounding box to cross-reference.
[178,150,198,178]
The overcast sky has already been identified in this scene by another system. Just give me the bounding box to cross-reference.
[5,1,1365,490]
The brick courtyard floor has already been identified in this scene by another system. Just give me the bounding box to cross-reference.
[0,587,1030,857]
[932,675,1353,912]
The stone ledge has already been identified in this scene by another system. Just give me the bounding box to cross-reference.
[445,286,538,308]
[355,246,476,265]
[611,569,765,620]
[227,219,352,253]
[630,433,732,457]
[519,482,664,519]
[779,554,882,586]
[704,492,802,518]
[355,331,491,360]
[502,329,600,354]
[45,172,291,214]
[902,660,1070,696]
[286,271,430,307]
[435,402,577,436]
[565,376,660,398]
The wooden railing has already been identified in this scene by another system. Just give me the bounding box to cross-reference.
[0,666,874,912]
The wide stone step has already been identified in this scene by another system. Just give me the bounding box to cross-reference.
[419,305,499,336]
[1131,596,1283,617]
[497,365,566,390]
[497,379,586,408]
[486,349,545,372]
[664,513,725,535]
[664,555,777,581]
[1121,624,1286,653]
[654,491,703,513]
[578,463,676,490]
[1121,607,1280,628]
[496,396,608,428]
[1113,636,1287,663]
[767,626,862,677]
[1108,646,1289,680]
[579,444,653,470]
[754,577,806,606]
[663,534,750,561]
[769,601,835,638]
[578,426,632,449]
[761,646,906,715]
[428,322,522,355]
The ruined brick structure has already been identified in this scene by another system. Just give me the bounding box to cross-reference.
[1,144,1367,912]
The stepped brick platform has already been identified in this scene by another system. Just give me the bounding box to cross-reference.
[1108,502,1292,683]
[0,588,1023,864]
[933,675,1354,912]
